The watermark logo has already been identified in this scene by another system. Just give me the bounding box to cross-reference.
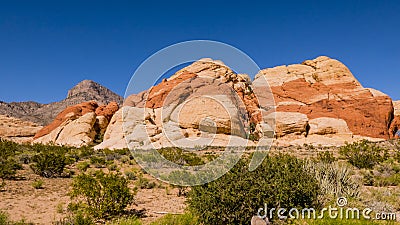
[257,197,397,221]
[336,196,348,207]
[124,40,276,186]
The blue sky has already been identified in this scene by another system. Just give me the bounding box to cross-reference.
[0,0,399,103]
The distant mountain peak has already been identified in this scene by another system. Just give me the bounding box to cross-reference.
[68,80,109,97]
[0,80,123,126]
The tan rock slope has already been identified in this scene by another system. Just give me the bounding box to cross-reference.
[0,115,42,143]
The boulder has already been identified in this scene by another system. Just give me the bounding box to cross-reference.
[264,112,308,138]
[308,117,352,136]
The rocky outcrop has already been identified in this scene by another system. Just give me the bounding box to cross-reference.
[97,59,264,149]
[0,80,123,126]
[389,101,400,138]
[0,115,42,143]
[255,56,393,140]
[34,112,97,147]
[393,101,400,116]
[34,101,99,139]
[94,56,396,149]
[33,101,119,147]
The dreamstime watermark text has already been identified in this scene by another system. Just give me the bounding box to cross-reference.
[257,197,397,221]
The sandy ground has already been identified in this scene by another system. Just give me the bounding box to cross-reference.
[0,165,186,224]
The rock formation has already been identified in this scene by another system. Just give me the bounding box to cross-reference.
[23,56,397,148]
[255,56,393,142]
[389,100,400,138]
[0,80,123,126]
[0,115,42,143]
[33,101,119,147]
[96,56,395,149]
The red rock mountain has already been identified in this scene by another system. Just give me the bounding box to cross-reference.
[33,57,399,148]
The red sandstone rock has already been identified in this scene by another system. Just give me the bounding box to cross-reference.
[34,101,98,139]
[95,102,119,120]
[256,56,394,139]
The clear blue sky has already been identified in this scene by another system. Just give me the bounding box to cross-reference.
[0,0,399,103]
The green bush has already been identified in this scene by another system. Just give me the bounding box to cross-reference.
[157,148,204,166]
[32,179,44,189]
[77,162,90,172]
[136,176,156,189]
[70,171,134,219]
[30,145,67,178]
[365,161,400,187]
[187,154,319,224]
[316,151,336,163]
[89,156,106,168]
[107,217,142,225]
[150,213,198,225]
[0,139,21,187]
[55,212,94,225]
[339,140,388,169]
[0,211,9,225]
[124,171,137,181]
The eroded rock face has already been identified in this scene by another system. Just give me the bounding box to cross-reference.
[0,115,42,143]
[95,56,396,149]
[34,101,99,139]
[97,59,264,149]
[389,101,400,138]
[33,101,119,147]
[34,112,97,147]
[255,56,393,139]
[393,101,400,116]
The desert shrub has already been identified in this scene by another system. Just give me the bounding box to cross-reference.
[316,151,336,163]
[77,161,90,172]
[107,217,142,225]
[187,154,319,224]
[55,212,94,225]
[89,156,106,168]
[158,148,204,166]
[136,176,156,189]
[30,145,68,178]
[114,148,131,156]
[76,146,95,159]
[18,154,32,164]
[0,211,9,225]
[0,139,21,187]
[107,163,118,171]
[304,161,360,199]
[32,179,44,189]
[364,161,400,187]
[0,211,34,225]
[124,171,137,181]
[70,171,134,219]
[339,140,388,169]
[150,213,198,225]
